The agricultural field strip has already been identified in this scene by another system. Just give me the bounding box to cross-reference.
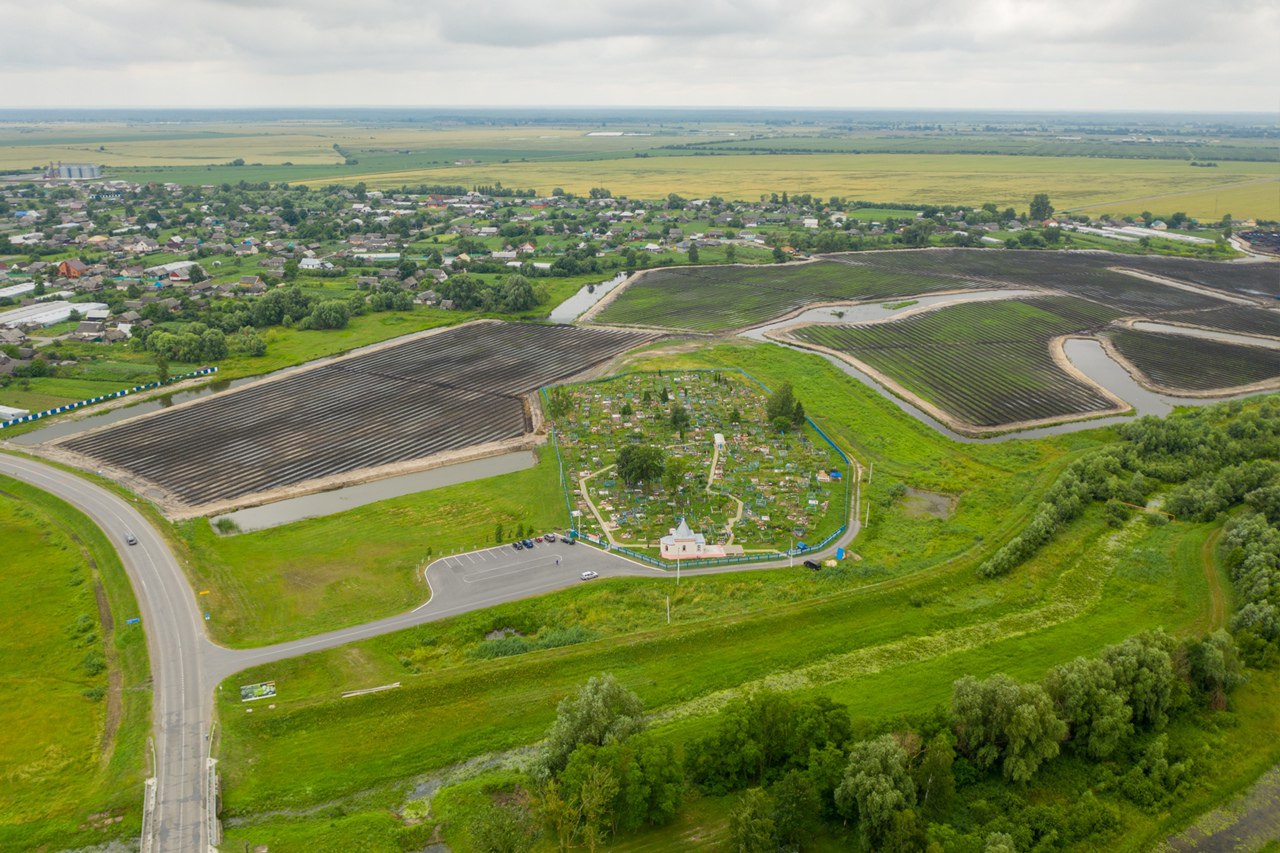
[790,296,1127,427]
[594,261,965,331]
[1105,327,1280,392]
[60,324,650,507]
[1155,306,1280,339]
[597,250,1272,334]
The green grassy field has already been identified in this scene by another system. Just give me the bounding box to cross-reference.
[792,296,1126,429]
[180,452,567,646]
[215,485,1246,850]
[0,476,149,851]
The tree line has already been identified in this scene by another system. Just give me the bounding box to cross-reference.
[462,621,1244,852]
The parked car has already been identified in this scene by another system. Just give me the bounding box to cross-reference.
[125,533,138,546]
[522,538,535,549]
[803,559,821,570]
[545,532,557,542]
[535,535,544,543]
[565,536,576,545]
[580,571,599,580]
[513,541,523,550]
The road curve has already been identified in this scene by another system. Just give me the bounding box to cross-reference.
[1,450,860,851]
[0,453,212,853]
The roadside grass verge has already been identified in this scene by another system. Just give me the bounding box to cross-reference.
[179,452,568,647]
[0,476,149,851]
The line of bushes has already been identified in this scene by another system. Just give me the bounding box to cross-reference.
[979,398,1280,579]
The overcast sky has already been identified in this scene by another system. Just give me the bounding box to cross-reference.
[2,0,1277,112]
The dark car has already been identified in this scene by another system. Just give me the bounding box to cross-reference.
[803,559,821,570]
[513,541,523,550]
[522,538,535,549]
[565,536,576,545]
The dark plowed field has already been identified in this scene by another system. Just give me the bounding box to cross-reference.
[1164,306,1280,339]
[597,248,1276,332]
[63,322,650,508]
[1106,328,1280,392]
[792,296,1125,428]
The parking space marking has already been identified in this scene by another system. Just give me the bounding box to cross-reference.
[461,559,567,584]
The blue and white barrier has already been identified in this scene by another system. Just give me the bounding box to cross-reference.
[1,366,218,429]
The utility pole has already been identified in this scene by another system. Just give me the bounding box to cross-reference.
[666,595,670,625]
[868,461,873,484]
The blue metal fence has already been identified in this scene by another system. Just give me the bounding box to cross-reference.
[1,367,219,430]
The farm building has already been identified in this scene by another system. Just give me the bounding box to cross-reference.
[0,301,109,329]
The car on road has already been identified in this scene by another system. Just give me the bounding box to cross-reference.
[522,538,535,549]
[580,571,599,580]
[513,541,523,550]
[125,532,138,545]
[545,532,557,542]
[803,559,821,570]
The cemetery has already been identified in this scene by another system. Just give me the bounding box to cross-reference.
[549,369,850,558]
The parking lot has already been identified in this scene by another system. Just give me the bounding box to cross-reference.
[419,535,660,612]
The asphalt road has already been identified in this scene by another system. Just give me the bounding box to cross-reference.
[0,453,212,853]
[1,450,860,851]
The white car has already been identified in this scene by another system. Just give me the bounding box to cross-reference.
[545,532,557,542]
[580,570,599,581]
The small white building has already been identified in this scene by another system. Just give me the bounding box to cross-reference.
[659,518,726,561]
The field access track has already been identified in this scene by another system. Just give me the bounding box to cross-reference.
[61,322,650,509]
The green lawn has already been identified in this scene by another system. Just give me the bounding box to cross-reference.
[180,451,568,646]
[0,476,150,851]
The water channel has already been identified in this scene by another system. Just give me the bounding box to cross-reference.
[211,450,536,533]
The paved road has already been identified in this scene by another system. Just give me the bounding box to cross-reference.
[1,450,860,851]
[0,453,212,853]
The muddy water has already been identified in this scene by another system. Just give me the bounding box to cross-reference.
[212,450,536,533]
[740,289,1039,341]
[549,272,629,324]
[1129,320,1280,350]
[11,377,256,445]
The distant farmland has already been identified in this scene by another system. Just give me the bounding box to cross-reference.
[58,322,650,512]
[788,297,1127,430]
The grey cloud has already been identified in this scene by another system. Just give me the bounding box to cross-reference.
[0,0,1274,109]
